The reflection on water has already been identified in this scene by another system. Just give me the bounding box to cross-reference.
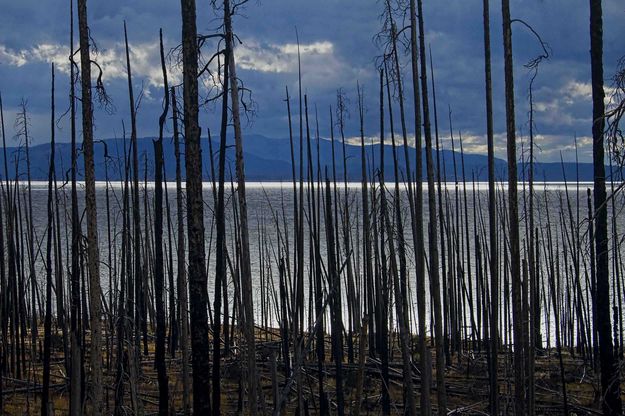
[21,181,625,344]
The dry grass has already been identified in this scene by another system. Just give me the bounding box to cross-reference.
[1,327,622,415]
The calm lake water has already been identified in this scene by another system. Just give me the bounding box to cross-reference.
[23,181,625,345]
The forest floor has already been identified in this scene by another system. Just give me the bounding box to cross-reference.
[1,326,622,415]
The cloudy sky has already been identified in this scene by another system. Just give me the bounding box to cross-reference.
[0,0,623,162]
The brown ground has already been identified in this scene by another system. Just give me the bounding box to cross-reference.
[1,327,622,415]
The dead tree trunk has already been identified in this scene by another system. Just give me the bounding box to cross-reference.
[123,22,145,359]
[501,0,525,413]
[384,61,417,416]
[379,68,391,416]
[171,86,190,414]
[154,28,170,415]
[324,174,345,416]
[224,0,259,412]
[212,19,230,416]
[76,0,103,413]
[482,0,499,412]
[0,92,4,416]
[180,0,212,413]
[41,63,55,416]
[68,1,82,412]
[415,1,447,411]
[590,0,622,413]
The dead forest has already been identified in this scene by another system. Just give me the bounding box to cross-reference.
[1,0,625,415]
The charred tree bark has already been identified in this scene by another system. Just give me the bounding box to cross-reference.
[415,1,447,412]
[384,62,417,416]
[212,20,230,416]
[224,1,259,412]
[68,1,82,412]
[180,0,211,413]
[123,22,145,359]
[324,174,344,416]
[482,0,499,412]
[76,0,104,413]
[154,28,170,415]
[501,0,525,413]
[0,92,4,416]
[379,68,391,416]
[171,86,190,414]
[590,0,622,413]
[41,63,55,416]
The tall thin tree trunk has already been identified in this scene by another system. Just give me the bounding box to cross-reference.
[295,33,306,414]
[415,1,446,412]
[171,86,190,414]
[384,62,417,416]
[212,22,230,415]
[527,72,537,416]
[180,0,212,413]
[501,0,524,413]
[482,0,499,412]
[0,92,4,416]
[379,68,391,416]
[123,22,144,359]
[590,0,622,413]
[154,28,170,415]
[41,63,55,416]
[19,102,38,388]
[68,1,82,412]
[324,174,344,416]
[115,132,130,416]
[76,0,103,413]
[404,0,430,410]
[224,1,259,412]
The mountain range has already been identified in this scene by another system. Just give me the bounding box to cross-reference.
[0,134,611,182]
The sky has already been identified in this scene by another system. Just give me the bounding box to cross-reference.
[0,0,623,162]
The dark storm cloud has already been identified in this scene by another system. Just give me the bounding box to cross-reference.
[0,0,623,162]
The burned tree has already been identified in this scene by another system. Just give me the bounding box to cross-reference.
[180,0,212,413]
[76,0,104,413]
[590,0,622,414]
[501,0,525,413]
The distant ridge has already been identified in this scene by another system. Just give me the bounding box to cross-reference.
[0,134,614,182]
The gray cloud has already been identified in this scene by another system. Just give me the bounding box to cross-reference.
[0,0,623,162]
